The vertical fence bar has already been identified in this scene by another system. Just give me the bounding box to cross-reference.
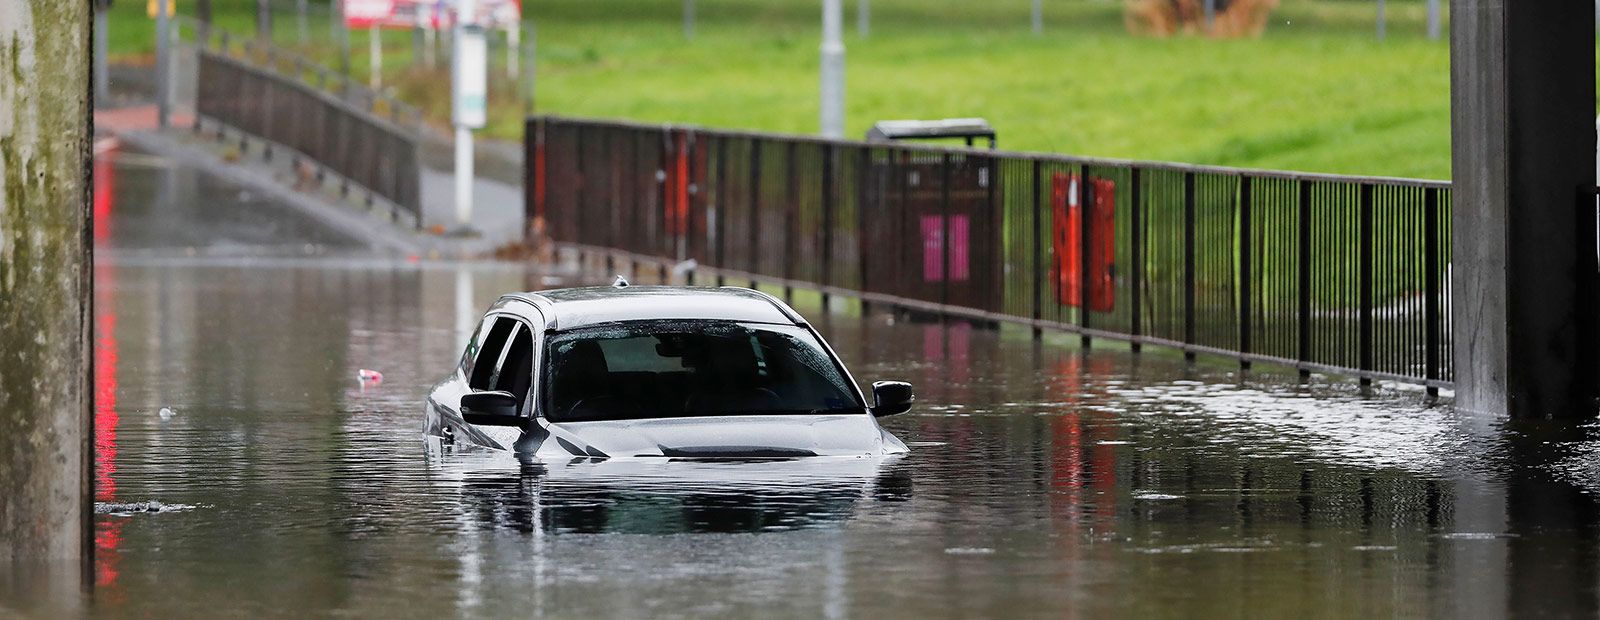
[749,138,762,289]
[574,124,585,258]
[940,152,953,310]
[715,137,729,286]
[1238,175,1253,368]
[897,151,910,306]
[1131,167,1143,352]
[1080,163,1094,346]
[1424,187,1441,394]
[1359,184,1375,385]
[784,141,798,301]
[1298,179,1314,377]
[858,147,872,315]
[1183,171,1197,358]
[987,152,1000,315]
[821,143,836,310]
[1032,159,1044,339]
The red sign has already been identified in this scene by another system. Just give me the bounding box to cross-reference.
[344,0,521,30]
[343,0,397,28]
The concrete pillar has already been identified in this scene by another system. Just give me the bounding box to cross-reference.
[1449,1,1598,418]
[0,0,94,585]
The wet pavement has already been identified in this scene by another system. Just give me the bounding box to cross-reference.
[56,147,1600,617]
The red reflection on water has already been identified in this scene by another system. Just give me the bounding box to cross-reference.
[1048,355,1120,527]
[93,148,114,243]
[92,150,123,594]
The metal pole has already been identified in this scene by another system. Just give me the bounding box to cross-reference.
[507,26,518,79]
[858,0,869,37]
[369,24,381,90]
[297,0,309,44]
[1032,0,1042,35]
[454,0,480,229]
[425,24,437,69]
[1030,160,1042,339]
[684,0,695,40]
[1427,0,1441,40]
[1358,184,1374,384]
[820,0,845,138]
[156,0,171,128]
[258,0,272,41]
[1377,0,1387,41]
[523,22,536,115]
[1182,172,1196,357]
[335,0,351,76]
[94,6,109,105]
[1238,176,1252,365]
[1203,0,1215,33]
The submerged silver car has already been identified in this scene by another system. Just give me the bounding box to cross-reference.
[425,283,912,457]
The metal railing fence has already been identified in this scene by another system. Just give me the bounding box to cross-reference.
[528,116,1453,389]
[186,17,423,225]
[176,15,428,129]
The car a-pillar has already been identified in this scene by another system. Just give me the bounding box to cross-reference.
[0,0,95,599]
[1449,0,1599,419]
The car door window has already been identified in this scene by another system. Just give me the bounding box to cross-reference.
[468,317,518,390]
[493,326,537,412]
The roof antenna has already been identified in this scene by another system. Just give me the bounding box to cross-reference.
[612,275,630,288]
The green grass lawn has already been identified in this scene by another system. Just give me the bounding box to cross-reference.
[109,1,1474,178]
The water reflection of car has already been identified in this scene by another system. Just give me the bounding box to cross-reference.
[425,283,913,457]
[442,453,913,534]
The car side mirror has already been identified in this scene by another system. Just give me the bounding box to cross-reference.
[870,381,914,417]
[461,391,526,428]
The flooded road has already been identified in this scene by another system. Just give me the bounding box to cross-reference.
[74,148,1600,618]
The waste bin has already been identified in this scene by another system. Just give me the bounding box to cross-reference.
[862,119,1002,311]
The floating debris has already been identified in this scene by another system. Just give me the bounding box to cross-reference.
[158,407,176,420]
[1439,532,1515,541]
[944,547,996,555]
[1132,491,1185,501]
[95,501,199,516]
[358,369,384,386]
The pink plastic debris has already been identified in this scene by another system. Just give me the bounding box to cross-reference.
[357,369,384,386]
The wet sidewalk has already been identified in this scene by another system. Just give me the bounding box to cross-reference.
[95,105,526,258]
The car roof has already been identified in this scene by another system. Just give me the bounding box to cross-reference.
[500,285,805,331]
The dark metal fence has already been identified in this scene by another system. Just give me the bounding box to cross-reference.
[527,116,1453,390]
[191,28,422,224]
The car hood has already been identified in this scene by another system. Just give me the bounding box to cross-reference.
[533,414,907,458]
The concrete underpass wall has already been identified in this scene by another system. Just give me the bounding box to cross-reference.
[0,0,92,581]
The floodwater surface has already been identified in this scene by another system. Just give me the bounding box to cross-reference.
[44,146,1600,618]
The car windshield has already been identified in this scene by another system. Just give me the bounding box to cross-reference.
[543,320,862,422]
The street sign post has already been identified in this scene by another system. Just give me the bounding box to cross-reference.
[452,5,487,229]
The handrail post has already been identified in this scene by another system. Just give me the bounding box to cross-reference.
[940,153,953,311]
[1423,187,1441,395]
[857,147,871,315]
[1031,159,1043,339]
[1238,175,1253,369]
[784,141,798,302]
[1130,167,1142,352]
[1358,184,1375,385]
[1079,163,1093,347]
[1183,171,1197,359]
[714,137,728,287]
[1298,179,1314,378]
[821,143,836,310]
[748,137,762,289]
